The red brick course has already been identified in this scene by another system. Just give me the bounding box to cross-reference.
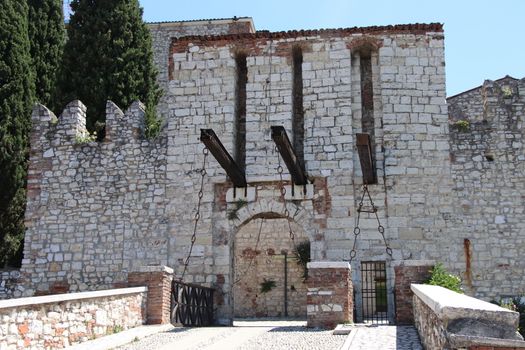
[394,264,433,324]
[307,264,353,329]
[128,269,173,324]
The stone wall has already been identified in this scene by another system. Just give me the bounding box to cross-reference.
[0,270,24,300]
[412,284,525,350]
[0,287,146,350]
[19,21,461,323]
[447,76,525,299]
[233,218,308,318]
[147,18,254,119]
[21,101,168,296]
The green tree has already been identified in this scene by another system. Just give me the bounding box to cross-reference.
[0,0,35,267]
[58,0,161,137]
[28,0,65,107]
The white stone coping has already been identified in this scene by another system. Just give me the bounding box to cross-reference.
[134,265,174,274]
[307,261,351,270]
[411,284,518,325]
[0,286,148,310]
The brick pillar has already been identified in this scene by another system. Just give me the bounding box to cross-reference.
[307,261,353,329]
[394,261,433,324]
[128,265,173,325]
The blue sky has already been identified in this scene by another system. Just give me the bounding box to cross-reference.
[68,0,525,97]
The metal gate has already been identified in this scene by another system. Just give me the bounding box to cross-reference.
[171,280,214,326]
[361,261,388,324]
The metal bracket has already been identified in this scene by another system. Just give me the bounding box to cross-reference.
[200,129,247,188]
[271,126,308,186]
[356,133,377,185]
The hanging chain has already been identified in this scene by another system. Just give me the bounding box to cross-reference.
[276,145,296,247]
[180,147,209,281]
[349,184,393,262]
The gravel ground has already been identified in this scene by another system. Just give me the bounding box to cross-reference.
[114,320,346,350]
[237,325,346,350]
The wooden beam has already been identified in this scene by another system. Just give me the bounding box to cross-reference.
[271,126,307,185]
[356,133,377,185]
[200,129,247,188]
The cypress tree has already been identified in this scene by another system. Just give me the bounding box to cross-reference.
[28,0,65,107]
[58,0,161,137]
[0,0,35,267]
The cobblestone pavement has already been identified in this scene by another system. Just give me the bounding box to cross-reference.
[115,320,346,350]
[345,325,423,350]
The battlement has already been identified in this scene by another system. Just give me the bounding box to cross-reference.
[30,100,149,148]
[482,76,525,105]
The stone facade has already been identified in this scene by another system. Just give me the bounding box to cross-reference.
[448,76,525,300]
[0,287,146,350]
[8,15,523,325]
[0,270,23,300]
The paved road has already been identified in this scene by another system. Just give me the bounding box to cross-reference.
[114,321,422,350]
[115,320,346,350]
[345,325,423,350]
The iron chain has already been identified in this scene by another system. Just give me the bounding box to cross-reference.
[349,184,393,262]
[180,147,209,281]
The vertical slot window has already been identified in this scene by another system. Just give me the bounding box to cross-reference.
[292,46,305,171]
[234,53,247,171]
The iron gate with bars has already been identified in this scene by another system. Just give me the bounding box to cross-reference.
[171,280,214,326]
[361,261,389,324]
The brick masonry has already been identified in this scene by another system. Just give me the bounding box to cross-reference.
[127,266,173,325]
[306,262,352,329]
[394,261,433,324]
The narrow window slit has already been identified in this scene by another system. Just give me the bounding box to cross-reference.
[360,53,377,183]
[234,53,247,172]
[292,46,305,174]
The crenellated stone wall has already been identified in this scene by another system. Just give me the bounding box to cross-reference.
[447,76,525,299]
[22,100,168,295]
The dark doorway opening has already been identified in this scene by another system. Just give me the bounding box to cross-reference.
[361,261,388,324]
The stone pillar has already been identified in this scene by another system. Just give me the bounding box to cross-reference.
[393,260,433,325]
[306,261,353,329]
[128,265,173,325]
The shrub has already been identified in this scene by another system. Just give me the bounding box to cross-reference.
[425,263,463,294]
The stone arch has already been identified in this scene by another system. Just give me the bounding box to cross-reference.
[229,197,323,319]
[231,198,322,255]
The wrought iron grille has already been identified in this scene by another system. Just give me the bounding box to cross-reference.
[171,280,214,327]
[361,261,389,324]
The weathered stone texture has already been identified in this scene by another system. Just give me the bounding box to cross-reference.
[147,18,254,119]
[0,288,146,349]
[448,76,525,300]
[22,101,168,296]
[0,270,23,300]
[412,284,525,350]
[233,218,308,318]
